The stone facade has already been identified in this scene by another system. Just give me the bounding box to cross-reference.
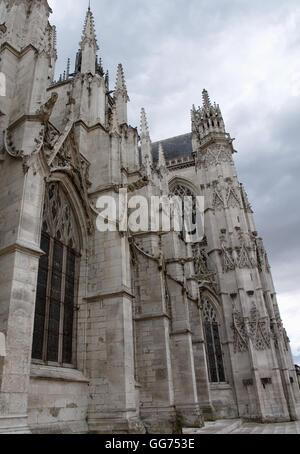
[0,0,299,434]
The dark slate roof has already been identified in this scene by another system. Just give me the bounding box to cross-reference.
[152,133,192,163]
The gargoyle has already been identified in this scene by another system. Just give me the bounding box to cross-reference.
[37,92,58,124]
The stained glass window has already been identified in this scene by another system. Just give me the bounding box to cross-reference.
[32,183,80,365]
[170,184,197,240]
[202,299,226,383]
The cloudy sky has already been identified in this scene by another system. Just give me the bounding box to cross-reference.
[48,0,300,364]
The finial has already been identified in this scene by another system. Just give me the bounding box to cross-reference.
[66,58,70,78]
[105,70,109,86]
[202,89,211,109]
[80,3,98,50]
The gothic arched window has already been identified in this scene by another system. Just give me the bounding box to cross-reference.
[170,184,197,240]
[32,182,80,365]
[202,299,226,383]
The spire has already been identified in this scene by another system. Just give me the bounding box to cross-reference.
[140,108,152,166]
[114,64,129,125]
[79,6,99,74]
[81,6,98,46]
[114,64,129,100]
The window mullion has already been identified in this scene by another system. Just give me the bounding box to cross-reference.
[58,245,67,364]
[72,256,80,367]
[211,322,220,383]
[203,325,211,382]
[43,237,54,362]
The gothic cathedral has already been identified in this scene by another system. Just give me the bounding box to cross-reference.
[0,0,299,434]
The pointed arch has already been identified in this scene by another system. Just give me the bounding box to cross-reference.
[32,174,90,366]
[168,176,201,197]
[168,177,200,242]
[46,172,91,253]
[200,290,226,384]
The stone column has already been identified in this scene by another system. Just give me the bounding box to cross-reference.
[85,226,140,433]
[0,158,45,433]
[132,233,177,433]
[163,233,203,429]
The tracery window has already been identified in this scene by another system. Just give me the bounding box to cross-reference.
[32,182,80,365]
[170,184,197,239]
[202,299,226,383]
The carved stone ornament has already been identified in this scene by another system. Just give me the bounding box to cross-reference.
[192,240,218,293]
[220,231,257,272]
[37,92,59,123]
[45,129,94,234]
[232,306,248,353]
[212,181,225,211]
[226,180,242,209]
[232,303,271,353]
[3,92,58,161]
[249,303,271,351]
[240,184,253,213]
[255,237,271,273]
[197,145,234,170]
[4,126,45,160]
[212,179,241,211]
[42,182,80,251]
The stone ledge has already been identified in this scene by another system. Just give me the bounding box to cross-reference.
[0,415,30,434]
[0,241,44,258]
[30,365,89,384]
[85,287,135,302]
[134,312,170,322]
[30,421,88,435]
[210,383,232,391]
[183,419,243,434]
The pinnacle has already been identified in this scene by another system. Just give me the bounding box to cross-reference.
[140,108,150,141]
[80,6,99,50]
[115,64,127,91]
[114,64,129,100]
[202,89,211,109]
